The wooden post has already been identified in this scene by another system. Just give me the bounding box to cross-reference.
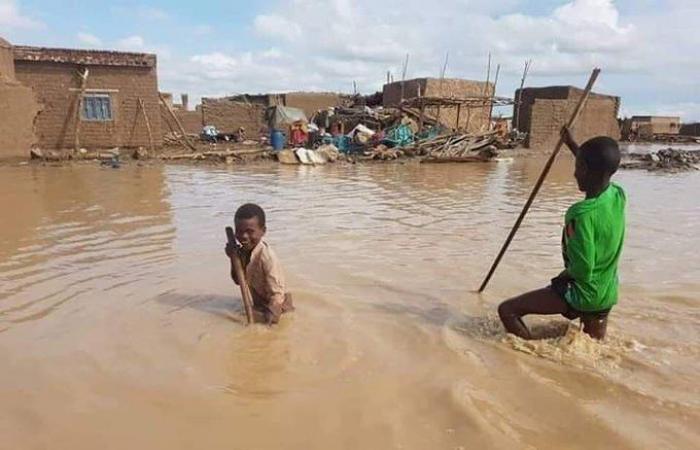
[159,93,197,151]
[137,98,155,152]
[74,68,89,153]
[482,52,491,98]
[487,64,500,130]
[456,103,461,131]
[226,227,254,325]
[514,59,532,132]
[478,68,601,293]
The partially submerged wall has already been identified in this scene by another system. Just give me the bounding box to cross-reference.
[383,78,493,133]
[527,98,621,149]
[0,38,39,159]
[0,82,40,159]
[514,86,620,148]
[13,46,161,150]
[201,98,265,134]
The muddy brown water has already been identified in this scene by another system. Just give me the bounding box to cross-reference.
[1,155,698,449]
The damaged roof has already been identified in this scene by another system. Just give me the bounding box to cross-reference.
[13,45,156,68]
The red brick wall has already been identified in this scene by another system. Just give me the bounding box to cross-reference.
[14,60,161,149]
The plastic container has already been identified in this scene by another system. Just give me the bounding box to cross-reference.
[271,129,287,151]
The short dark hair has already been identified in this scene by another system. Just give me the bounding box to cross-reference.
[579,136,620,175]
[235,203,266,227]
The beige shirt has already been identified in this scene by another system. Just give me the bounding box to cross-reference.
[244,241,286,306]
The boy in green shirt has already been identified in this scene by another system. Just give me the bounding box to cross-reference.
[497,130,626,340]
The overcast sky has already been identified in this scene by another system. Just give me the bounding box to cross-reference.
[1,0,699,121]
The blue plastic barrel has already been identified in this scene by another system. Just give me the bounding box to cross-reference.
[271,129,286,151]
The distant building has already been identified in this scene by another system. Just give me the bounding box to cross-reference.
[8,41,161,153]
[383,78,494,133]
[622,116,681,139]
[513,86,621,149]
[680,122,700,136]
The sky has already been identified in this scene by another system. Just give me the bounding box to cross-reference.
[1,0,699,121]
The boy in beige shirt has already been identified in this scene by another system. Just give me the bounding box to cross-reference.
[225,203,294,324]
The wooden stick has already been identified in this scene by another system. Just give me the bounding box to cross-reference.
[514,59,532,132]
[226,227,255,324]
[158,93,197,151]
[137,98,155,152]
[478,68,601,293]
[487,64,500,129]
[74,68,89,153]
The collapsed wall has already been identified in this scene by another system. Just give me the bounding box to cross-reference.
[0,38,40,159]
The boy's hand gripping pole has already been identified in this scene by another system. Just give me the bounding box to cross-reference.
[226,226,255,324]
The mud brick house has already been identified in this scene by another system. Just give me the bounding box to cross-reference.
[0,38,40,159]
[383,78,494,133]
[11,44,161,151]
[514,86,621,149]
[622,116,681,139]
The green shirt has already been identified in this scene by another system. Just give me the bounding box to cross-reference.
[562,183,626,312]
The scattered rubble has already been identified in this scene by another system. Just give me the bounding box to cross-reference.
[621,148,700,172]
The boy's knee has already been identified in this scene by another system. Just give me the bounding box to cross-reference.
[498,301,513,320]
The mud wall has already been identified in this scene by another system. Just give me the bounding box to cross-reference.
[283,92,340,117]
[201,98,265,134]
[527,98,621,149]
[0,81,40,159]
[680,123,700,136]
[160,108,203,135]
[514,86,620,148]
[14,60,161,149]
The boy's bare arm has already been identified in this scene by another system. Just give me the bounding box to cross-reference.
[561,127,579,156]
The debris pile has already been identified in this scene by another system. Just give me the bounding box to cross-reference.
[621,148,700,172]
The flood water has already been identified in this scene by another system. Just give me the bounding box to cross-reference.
[1,155,699,449]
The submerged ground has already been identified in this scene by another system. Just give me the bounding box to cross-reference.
[1,154,698,449]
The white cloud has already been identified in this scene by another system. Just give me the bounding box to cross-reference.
[253,14,302,41]
[76,32,102,47]
[153,0,700,121]
[0,0,42,29]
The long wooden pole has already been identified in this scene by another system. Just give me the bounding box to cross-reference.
[74,68,89,153]
[159,93,197,151]
[487,64,500,129]
[514,59,532,132]
[478,68,601,293]
[137,98,155,152]
[226,227,255,324]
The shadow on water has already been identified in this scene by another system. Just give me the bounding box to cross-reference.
[154,291,247,324]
